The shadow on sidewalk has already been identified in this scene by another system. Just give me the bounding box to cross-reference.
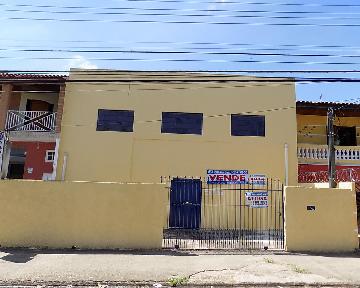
[0,247,359,263]
[1,250,37,263]
[0,247,198,263]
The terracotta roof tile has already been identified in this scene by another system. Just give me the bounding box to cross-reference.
[0,73,67,81]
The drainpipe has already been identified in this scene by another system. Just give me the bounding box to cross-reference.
[61,152,68,181]
[284,143,289,186]
[0,132,5,178]
[51,138,60,180]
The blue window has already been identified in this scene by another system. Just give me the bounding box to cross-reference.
[231,114,265,136]
[96,109,134,132]
[161,112,203,135]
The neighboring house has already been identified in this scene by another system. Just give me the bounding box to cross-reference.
[297,101,360,227]
[297,101,360,183]
[0,73,66,180]
[55,69,298,185]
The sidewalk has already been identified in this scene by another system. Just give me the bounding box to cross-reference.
[0,248,359,287]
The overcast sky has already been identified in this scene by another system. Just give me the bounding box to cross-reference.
[1,0,360,102]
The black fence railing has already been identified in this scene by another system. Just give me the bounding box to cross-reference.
[161,176,284,250]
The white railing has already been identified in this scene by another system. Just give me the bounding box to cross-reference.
[5,110,57,132]
[298,144,360,161]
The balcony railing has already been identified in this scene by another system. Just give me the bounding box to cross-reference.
[5,110,57,132]
[298,144,360,161]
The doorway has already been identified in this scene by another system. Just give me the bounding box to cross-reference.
[169,178,202,229]
[26,99,54,112]
[7,148,26,179]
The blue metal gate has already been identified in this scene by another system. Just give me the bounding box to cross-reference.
[162,176,284,250]
[169,178,202,229]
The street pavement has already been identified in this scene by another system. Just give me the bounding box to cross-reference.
[0,249,359,287]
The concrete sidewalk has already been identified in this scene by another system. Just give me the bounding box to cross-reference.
[0,249,359,287]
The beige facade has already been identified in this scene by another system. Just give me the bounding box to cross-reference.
[284,182,358,252]
[56,70,298,184]
[0,180,167,249]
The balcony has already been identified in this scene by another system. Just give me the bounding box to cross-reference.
[5,110,57,132]
[298,143,360,163]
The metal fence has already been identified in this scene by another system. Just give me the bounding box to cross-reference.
[5,110,57,132]
[161,176,284,250]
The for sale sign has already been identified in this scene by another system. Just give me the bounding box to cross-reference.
[248,174,266,185]
[207,170,248,184]
[245,192,268,208]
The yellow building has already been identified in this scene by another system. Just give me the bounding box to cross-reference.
[56,70,297,184]
[55,69,297,185]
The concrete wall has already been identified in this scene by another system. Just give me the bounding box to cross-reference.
[57,70,298,185]
[0,180,167,249]
[284,183,358,252]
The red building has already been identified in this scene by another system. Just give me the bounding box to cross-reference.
[0,73,66,180]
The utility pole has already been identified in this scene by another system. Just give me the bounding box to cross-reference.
[327,107,336,188]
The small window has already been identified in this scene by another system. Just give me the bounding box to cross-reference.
[231,114,265,137]
[161,112,203,135]
[45,150,55,163]
[96,109,134,132]
[333,126,357,146]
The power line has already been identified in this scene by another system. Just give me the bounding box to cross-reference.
[2,56,360,66]
[3,40,360,52]
[3,48,360,59]
[4,5,360,19]
[3,15,360,27]
[3,1,360,8]
[3,1,360,25]
[0,81,296,94]
[4,45,360,54]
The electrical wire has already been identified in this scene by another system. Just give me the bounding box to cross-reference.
[2,1,360,26]
[2,40,360,52]
[3,1,360,8]
[3,15,360,26]
[0,81,296,94]
[3,48,360,59]
[5,6,360,21]
[2,56,360,66]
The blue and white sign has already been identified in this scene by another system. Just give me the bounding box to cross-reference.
[248,174,267,185]
[245,192,269,208]
[207,170,248,184]
[0,132,4,173]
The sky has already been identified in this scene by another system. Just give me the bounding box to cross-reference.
[1,0,360,102]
